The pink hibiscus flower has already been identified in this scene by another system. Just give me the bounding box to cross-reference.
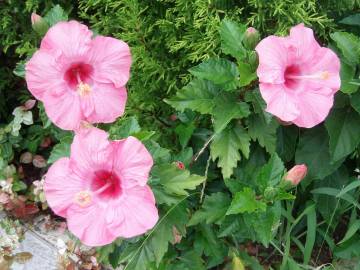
[44,127,158,246]
[255,24,341,128]
[26,21,131,130]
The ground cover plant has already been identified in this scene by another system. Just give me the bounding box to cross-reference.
[1,1,360,269]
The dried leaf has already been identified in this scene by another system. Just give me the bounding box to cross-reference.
[13,252,33,264]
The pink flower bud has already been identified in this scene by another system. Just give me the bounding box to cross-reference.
[285,164,307,185]
[170,114,177,121]
[31,13,42,25]
[40,137,52,148]
[33,155,47,168]
[175,161,185,170]
[246,27,257,35]
[243,27,260,50]
[24,99,36,110]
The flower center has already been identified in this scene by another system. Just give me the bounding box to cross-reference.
[284,65,330,88]
[64,63,94,93]
[90,170,122,199]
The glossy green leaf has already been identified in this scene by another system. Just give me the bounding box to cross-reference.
[227,188,266,215]
[219,19,247,60]
[47,135,73,164]
[331,32,360,64]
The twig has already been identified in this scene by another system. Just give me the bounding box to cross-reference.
[193,134,215,162]
[199,155,211,203]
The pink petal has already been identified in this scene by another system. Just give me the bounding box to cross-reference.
[88,36,132,88]
[43,91,83,131]
[70,127,113,180]
[25,50,67,100]
[287,24,321,64]
[259,83,299,122]
[112,136,153,188]
[292,87,334,128]
[306,47,341,93]
[83,83,127,124]
[66,204,116,246]
[44,158,84,217]
[255,36,288,84]
[108,185,158,238]
[41,21,92,58]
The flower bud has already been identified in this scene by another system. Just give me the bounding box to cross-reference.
[20,152,33,164]
[175,161,185,170]
[31,13,49,36]
[24,99,36,110]
[284,164,307,185]
[33,155,47,168]
[243,27,260,50]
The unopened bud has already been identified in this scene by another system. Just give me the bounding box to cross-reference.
[24,99,36,110]
[243,27,260,50]
[20,152,33,164]
[31,13,49,36]
[40,137,52,148]
[175,161,185,170]
[170,114,177,121]
[284,164,307,185]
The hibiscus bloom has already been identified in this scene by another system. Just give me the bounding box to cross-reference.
[26,21,131,130]
[44,127,158,246]
[255,24,340,128]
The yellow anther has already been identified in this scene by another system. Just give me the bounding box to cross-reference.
[320,71,330,80]
[74,191,92,207]
[77,82,92,96]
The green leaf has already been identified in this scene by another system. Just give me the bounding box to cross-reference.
[219,19,247,60]
[295,126,343,180]
[212,93,250,133]
[248,114,278,154]
[227,188,266,215]
[210,124,250,178]
[325,108,360,162]
[331,32,360,64]
[351,91,360,114]
[337,180,360,198]
[256,154,285,192]
[303,204,316,264]
[13,62,25,78]
[189,58,239,90]
[152,164,205,196]
[276,125,299,162]
[175,122,195,148]
[165,79,218,114]
[339,220,360,244]
[47,135,73,164]
[339,14,360,26]
[340,60,358,94]
[109,116,141,140]
[238,62,257,87]
[44,5,68,26]
[12,180,27,192]
[188,192,231,226]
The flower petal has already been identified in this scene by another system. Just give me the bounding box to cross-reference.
[288,23,321,64]
[44,158,84,218]
[41,21,92,58]
[43,91,83,131]
[66,204,115,246]
[25,49,67,100]
[88,36,131,88]
[112,136,153,188]
[259,83,299,122]
[70,127,113,180]
[83,83,127,124]
[256,36,288,84]
[292,87,334,128]
[108,185,158,238]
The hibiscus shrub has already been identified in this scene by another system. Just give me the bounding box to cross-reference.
[2,2,360,270]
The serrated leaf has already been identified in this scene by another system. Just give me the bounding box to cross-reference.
[212,93,250,133]
[248,114,278,153]
[188,192,231,226]
[175,122,195,148]
[210,124,250,178]
[227,188,266,215]
[325,108,360,162]
[331,32,360,64]
[47,135,73,164]
[256,154,285,192]
[219,19,247,60]
[152,164,205,196]
[189,58,239,90]
[165,79,218,114]
[238,62,257,87]
[109,116,141,140]
[295,126,343,180]
[44,5,68,26]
